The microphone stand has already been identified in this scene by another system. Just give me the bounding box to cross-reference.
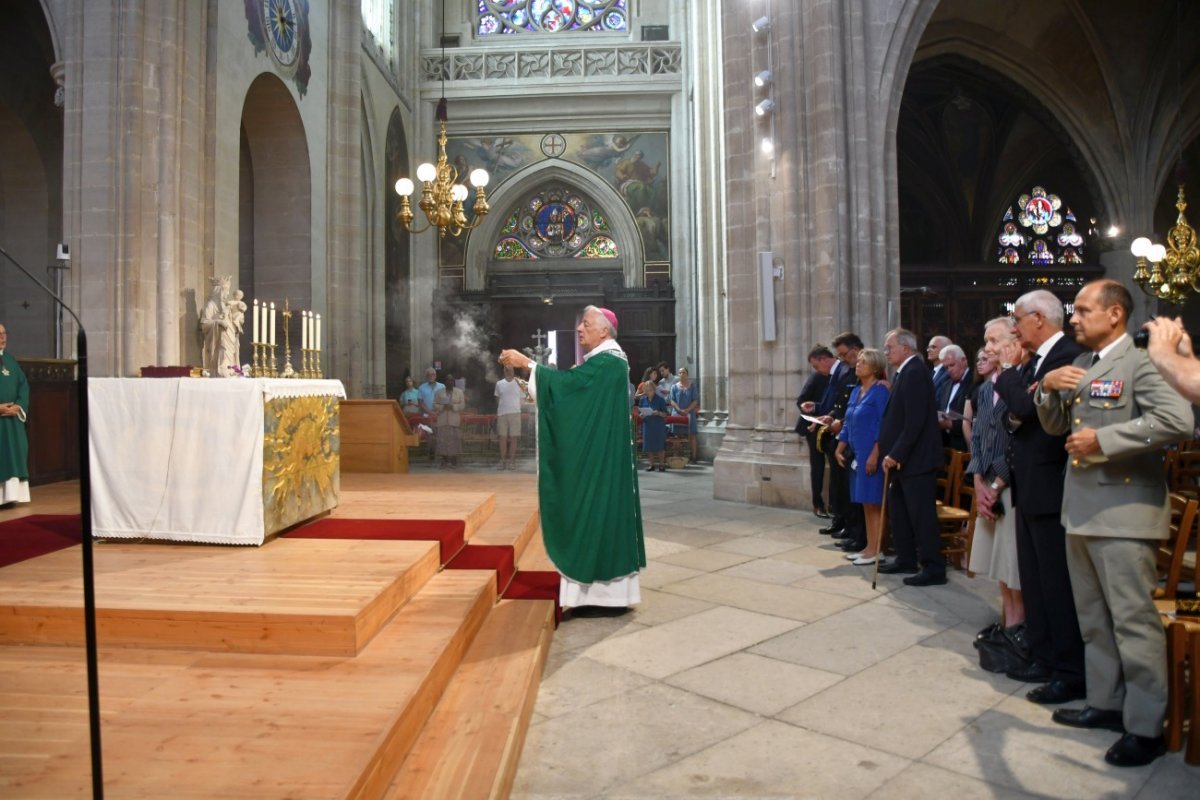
[0,245,103,798]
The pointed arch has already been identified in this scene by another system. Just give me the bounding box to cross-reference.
[239,72,311,309]
[463,160,644,291]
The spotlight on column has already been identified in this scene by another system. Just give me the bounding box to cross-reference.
[752,16,770,32]
[1106,225,1120,237]
[760,137,775,158]
[753,70,773,88]
[754,98,775,117]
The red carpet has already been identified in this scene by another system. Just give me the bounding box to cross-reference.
[286,518,466,564]
[0,514,83,568]
[287,518,560,620]
[446,545,516,593]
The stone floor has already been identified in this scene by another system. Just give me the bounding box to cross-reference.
[509,464,1200,800]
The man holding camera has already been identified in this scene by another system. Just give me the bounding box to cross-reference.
[1035,279,1192,767]
[1143,315,1200,407]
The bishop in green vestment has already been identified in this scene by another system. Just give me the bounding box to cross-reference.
[499,306,646,611]
[0,323,31,505]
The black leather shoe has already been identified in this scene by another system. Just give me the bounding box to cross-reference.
[1052,706,1124,732]
[1026,679,1086,705]
[877,560,919,575]
[838,538,867,551]
[903,569,948,587]
[1104,732,1166,767]
[1005,662,1052,683]
[819,524,844,536]
[814,508,831,519]
[831,528,856,540]
[568,605,630,619]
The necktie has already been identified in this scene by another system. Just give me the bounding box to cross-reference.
[1092,353,1101,367]
[1024,353,1040,381]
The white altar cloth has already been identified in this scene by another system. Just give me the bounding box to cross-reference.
[89,378,346,545]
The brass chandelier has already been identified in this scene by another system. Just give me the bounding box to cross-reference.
[1130,0,1198,305]
[1131,183,1200,305]
[394,97,490,238]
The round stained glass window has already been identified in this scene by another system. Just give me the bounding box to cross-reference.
[535,203,576,243]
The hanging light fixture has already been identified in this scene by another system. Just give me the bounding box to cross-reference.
[1131,183,1199,305]
[394,2,489,238]
[1130,1,1197,305]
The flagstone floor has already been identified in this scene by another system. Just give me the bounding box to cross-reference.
[502,463,1200,799]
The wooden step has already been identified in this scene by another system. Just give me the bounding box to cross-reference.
[384,598,555,800]
[0,537,440,656]
[0,569,497,799]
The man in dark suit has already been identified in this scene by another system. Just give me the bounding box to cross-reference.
[935,344,971,452]
[877,328,946,585]
[796,345,835,518]
[994,288,1086,705]
[928,335,953,399]
[812,332,862,538]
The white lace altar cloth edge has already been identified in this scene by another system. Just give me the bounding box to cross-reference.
[88,378,345,545]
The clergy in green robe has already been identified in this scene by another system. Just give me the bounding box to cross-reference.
[0,323,31,505]
[499,306,646,611]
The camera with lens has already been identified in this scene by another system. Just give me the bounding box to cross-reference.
[1133,325,1151,349]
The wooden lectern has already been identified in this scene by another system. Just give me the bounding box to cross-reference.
[340,399,420,473]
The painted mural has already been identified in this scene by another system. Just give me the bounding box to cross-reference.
[439,130,670,266]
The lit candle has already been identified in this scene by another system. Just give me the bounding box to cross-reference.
[252,299,260,344]
[302,310,309,350]
[269,302,276,346]
[315,313,321,352]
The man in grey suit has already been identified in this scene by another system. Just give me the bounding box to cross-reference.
[1035,279,1192,767]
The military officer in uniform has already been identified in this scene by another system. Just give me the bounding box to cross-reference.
[1035,279,1193,767]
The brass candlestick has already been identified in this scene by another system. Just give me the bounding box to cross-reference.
[280,299,296,377]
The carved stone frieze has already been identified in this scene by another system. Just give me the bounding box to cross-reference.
[420,44,681,83]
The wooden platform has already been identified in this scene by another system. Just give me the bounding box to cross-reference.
[0,473,555,799]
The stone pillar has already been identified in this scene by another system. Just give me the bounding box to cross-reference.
[688,0,731,460]
[61,1,207,375]
[712,0,911,507]
[324,0,365,392]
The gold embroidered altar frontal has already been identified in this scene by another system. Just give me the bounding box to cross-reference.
[263,394,341,534]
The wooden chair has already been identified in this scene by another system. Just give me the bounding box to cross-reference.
[1158,493,1200,600]
[1172,449,1200,500]
[1165,619,1200,762]
[936,450,972,567]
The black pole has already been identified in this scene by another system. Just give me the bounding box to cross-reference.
[0,246,103,797]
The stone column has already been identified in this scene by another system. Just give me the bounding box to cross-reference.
[688,0,731,459]
[324,0,365,391]
[61,0,207,375]
[712,0,913,507]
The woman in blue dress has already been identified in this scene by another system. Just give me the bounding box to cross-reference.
[638,379,668,471]
[668,367,699,460]
[835,348,890,565]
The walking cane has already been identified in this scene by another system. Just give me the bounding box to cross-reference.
[872,465,892,591]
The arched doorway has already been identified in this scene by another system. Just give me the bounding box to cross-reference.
[238,73,311,325]
[0,0,61,356]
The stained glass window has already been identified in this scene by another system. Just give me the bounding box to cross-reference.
[492,186,618,260]
[477,0,628,35]
[995,186,1087,265]
[361,0,394,60]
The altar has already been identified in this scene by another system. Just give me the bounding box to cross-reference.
[89,378,345,545]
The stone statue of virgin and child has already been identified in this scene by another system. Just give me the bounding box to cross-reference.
[199,275,246,376]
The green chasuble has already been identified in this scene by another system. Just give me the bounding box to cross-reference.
[0,351,30,483]
[534,348,646,584]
